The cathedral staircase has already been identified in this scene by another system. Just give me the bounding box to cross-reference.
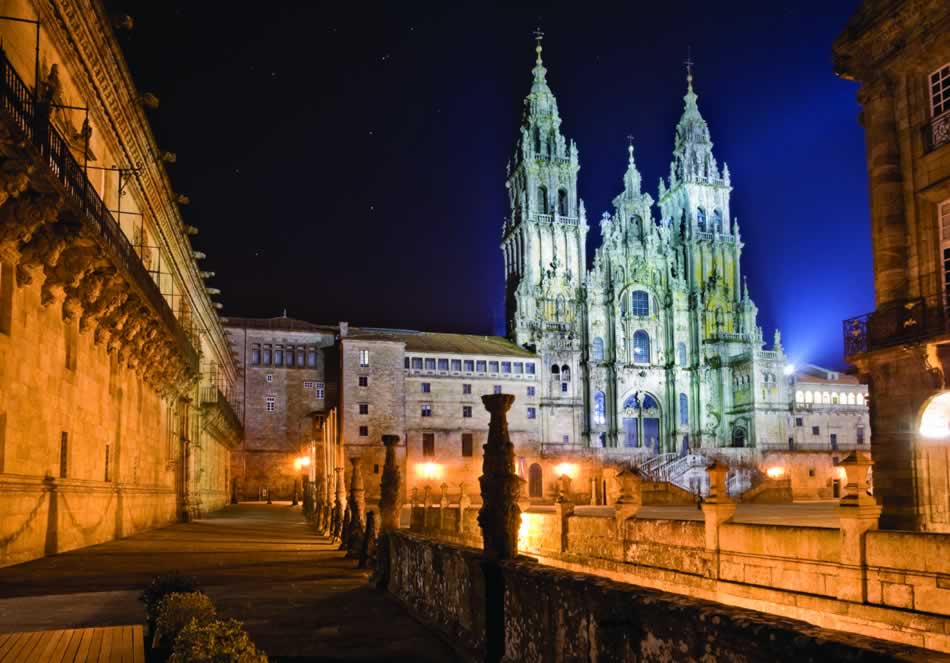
[634,453,763,499]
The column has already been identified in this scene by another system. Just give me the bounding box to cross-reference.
[378,434,402,531]
[478,394,522,560]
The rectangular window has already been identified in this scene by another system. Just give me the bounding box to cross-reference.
[462,433,473,457]
[285,348,295,367]
[359,425,369,437]
[476,360,487,373]
[526,362,535,375]
[266,396,276,412]
[561,382,568,393]
[931,63,950,117]
[830,433,838,450]
[274,347,284,366]
[421,404,432,417]
[438,358,449,371]
[424,358,436,370]
[562,435,570,444]
[315,383,325,399]
[464,359,475,372]
[501,361,511,374]
[795,417,803,427]
[263,346,272,365]
[527,386,535,397]
[421,383,431,393]
[297,349,305,367]
[412,357,423,369]
[423,433,435,457]
[463,405,472,418]
[527,407,536,419]
[359,403,369,415]
[307,349,317,367]
[812,426,820,436]
[359,349,370,367]
[0,262,12,336]
[358,375,368,387]
[488,360,499,373]
[250,345,261,365]
[451,359,462,371]
[857,425,865,444]
[493,385,502,395]
[303,381,315,389]
[788,436,795,450]
[404,357,410,369]
[940,201,950,316]
[104,444,111,482]
[265,374,273,383]
[462,383,472,395]
[59,432,68,479]
[513,362,523,374]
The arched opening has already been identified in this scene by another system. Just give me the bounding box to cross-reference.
[631,330,650,364]
[557,188,568,216]
[796,390,804,403]
[528,463,543,498]
[533,127,541,154]
[591,337,604,362]
[919,391,950,439]
[713,209,723,233]
[822,392,831,405]
[679,393,688,425]
[848,392,856,405]
[631,290,650,316]
[697,207,706,231]
[593,390,606,425]
[677,342,687,367]
[805,391,814,403]
[561,365,571,382]
[621,393,661,451]
[732,426,747,448]
[537,186,548,214]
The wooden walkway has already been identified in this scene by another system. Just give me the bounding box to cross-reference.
[0,625,143,662]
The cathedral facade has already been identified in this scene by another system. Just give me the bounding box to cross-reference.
[503,41,789,458]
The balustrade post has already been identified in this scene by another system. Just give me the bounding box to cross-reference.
[614,468,643,538]
[477,393,521,561]
[345,457,366,557]
[837,451,880,603]
[701,461,735,580]
[555,474,574,554]
[457,482,471,536]
[439,482,449,531]
[331,466,345,542]
[378,434,402,531]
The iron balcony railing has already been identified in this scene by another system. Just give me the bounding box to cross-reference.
[0,48,198,374]
[925,112,950,153]
[842,296,942,357]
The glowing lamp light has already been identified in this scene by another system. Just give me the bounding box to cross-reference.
[783,364,796,376]
[766,466,786,479]
[416,462,443,480]
[836,467,849,482]
[553,462,579,479]
[293,456,311,471]
[517,512,541,553]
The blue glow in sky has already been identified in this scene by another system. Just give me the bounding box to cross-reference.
[115,1,870,369]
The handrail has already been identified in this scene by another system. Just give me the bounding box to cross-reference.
[0,48,198,374]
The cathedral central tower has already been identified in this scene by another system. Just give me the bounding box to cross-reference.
[503,38,588,447]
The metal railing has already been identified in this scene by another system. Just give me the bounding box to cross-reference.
[925,112,950,153]
[0,48,198,374]
[842,296,938,357]
[694,230,735,243]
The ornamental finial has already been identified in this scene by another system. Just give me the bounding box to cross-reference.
[684,46,694,90]
[533,27,544,65]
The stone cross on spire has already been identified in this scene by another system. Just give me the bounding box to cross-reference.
[684,47,694,88]
[533,27,544,63]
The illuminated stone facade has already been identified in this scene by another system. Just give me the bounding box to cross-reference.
[0,0,241,567]
[835,0,950,531]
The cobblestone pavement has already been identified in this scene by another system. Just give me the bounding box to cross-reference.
[0,503,456,662]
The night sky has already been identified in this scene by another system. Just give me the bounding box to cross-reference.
[109,1,870,370]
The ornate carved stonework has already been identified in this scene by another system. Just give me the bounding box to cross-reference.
[478,394,522,560]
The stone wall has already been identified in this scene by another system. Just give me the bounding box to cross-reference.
[382,531,932,662]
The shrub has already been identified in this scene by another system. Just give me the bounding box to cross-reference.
[170,618,267,662]
[140,572,201,630]
[154,592,216,650]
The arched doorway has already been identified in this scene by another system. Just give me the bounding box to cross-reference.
[528,463,543,498]
[620,392,661,452]
[919,391,950,439]
[732,426,747,448]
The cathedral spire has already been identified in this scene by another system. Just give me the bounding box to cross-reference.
[671,59,720,184]
[532,28,547,88]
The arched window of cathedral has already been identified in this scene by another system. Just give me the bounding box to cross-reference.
[679,393,688,425]
[632,330,650,364]
[697,207,707,231]
[528,463,543,498]
[732,427,747,448]
[592,337,604,362]
[557,188,568,216]
[593,391,606,425]
[796,390,804,403]
[555,295,565,320]
[631,290,650,316]
[550,364,560,378]
[677,342,687,367]
[561,365,571,382]
[713,209,723,233]
[538,186,548,214]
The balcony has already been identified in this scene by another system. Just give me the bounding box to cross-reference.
[925,112,950,153]
[0,47,198,374]
[200,384,244,445]
[842,296,940,358]
[694,230,736,243]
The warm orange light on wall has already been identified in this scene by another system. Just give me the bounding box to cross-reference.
[553,462,579,479]
[837,467,848,482]
[766,466,786,479]
[416,462,443,480]
[517,512,541,553]
[293,456,311,471]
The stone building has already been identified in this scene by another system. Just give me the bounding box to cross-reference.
[0,0,241,567]
[835,0,950,531]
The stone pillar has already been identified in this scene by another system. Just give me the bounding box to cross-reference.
[423,485,432,532]
[589,476,598,506]
[701,461,736,580]
[313,477,325,530]
[555,478,574,554]
[457,482,471,536]
[837,451,881,603]
[346,457,366,557]
[359,510,379,570]
[439,483,449,531]
[378,434,402,531]
[331,466,345,541]
[614,468,643,538]
[477,394,521,561]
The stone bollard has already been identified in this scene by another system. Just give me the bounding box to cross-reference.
[837,451,880,603]
[332,466,346,542]
[614,468,643,538]
[313,477,326,531]
[477,393,521,561]
[457,482,471,536]
[379,435,402,531]
[345,457,366,557]
[439,483,449,531]
[555,475,575,554]
[359,510,379,570]
[589,476,598,506]
[423,485,432,531]
[701,461,736,580]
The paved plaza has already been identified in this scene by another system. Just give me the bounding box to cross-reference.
[0,503,454,662]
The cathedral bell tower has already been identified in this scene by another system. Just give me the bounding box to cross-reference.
[502,35,588,447]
